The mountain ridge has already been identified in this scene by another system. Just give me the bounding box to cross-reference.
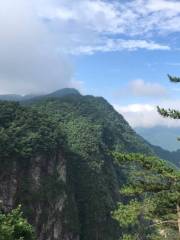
[0,90,179,239]
[0,88,81,102]
[23,90,180,166]
[136,126,180,151]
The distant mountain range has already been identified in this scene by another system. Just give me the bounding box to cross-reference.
[0,94,38,101]
[135,126,180,151]
[0,88,80,102]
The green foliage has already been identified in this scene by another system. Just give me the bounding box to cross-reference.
[168,74,180,83]
[157,75,180,120]
[113,200,142,227]
[157,106,180,120]
[0,206,35,240]
[149,145,180,168]
[0,101,63,162]
[122,234,136,240]
[1,91,180,240]
[30,95,133,239]
[26,93,180,239]
[113,152,180,239]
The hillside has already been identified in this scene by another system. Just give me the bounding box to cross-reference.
[0,89,179,240]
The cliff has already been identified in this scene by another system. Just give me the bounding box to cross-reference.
[0,90,179,240]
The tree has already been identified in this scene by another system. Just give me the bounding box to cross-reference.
[0,205,35,240]
[113,152,180,239]
[157,74,180,120]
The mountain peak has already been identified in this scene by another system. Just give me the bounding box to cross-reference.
[47,88,81,98]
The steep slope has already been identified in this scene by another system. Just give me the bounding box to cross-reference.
[29,94,155,240]
[1,90,180,240]
[29,94,153,154]
[0,101,79,240]
[135,127,180,167]
[151,144,180,168]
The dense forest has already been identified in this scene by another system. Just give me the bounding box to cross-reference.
[0,88,179,239]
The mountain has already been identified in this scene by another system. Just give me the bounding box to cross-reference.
[0,88,80,102]
[0,93,42,101]
[151,144,180,168]
[23,88,81,105]
[0,94,23,101]
[0,89,179,240]
[46,88,80,98]
[136,126,180,151]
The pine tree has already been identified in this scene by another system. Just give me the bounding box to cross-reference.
[156,74,180,238]
[157,75,180,120]
[113,152,180,239]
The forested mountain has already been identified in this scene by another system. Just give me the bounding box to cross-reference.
[0,89,179,240]
[150,144,180,168]
[135,127,180,167]
[0,88,80,102]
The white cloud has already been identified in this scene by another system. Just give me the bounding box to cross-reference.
[117,0,180,35]
[129,79,167,97]
[39,0,172,54]
[0,0,178,94]
[114,100,180,128]
[0,0,74,95]
[42,0,180,36]
[40,0,121,33]
[67,79,85,93]
[147,0,180,12]
[116,79,168,98]
[70,39,169,55]
[114,103,160,128]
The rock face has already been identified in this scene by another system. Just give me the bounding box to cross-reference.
[0,95,156,240]
[0,152,79,240]
[0,101,80,240]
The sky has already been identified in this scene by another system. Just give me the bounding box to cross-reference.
[1,0,180,128]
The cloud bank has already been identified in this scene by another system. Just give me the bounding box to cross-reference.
[115,100,180,128]
[0,0,179,94]
[128,80,167,98]
[42,0,180,36]
[41,0,172,54]
[0,0,74,94]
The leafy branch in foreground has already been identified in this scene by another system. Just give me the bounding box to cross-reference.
[0,205,35,240]
[113,152,180,239]
[167,74,180,83]
[157,75,180,120]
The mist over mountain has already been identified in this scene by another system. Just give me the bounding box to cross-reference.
[0,94,42,101]
[0,88,80,102]
[136,126,180,151]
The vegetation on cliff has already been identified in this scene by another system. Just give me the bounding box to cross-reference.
[0,88,180,239]
[0,101,63,162]
[0,205,35,240]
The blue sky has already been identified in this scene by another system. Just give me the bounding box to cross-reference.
[75,49,180,103]
[1,0,180,127]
